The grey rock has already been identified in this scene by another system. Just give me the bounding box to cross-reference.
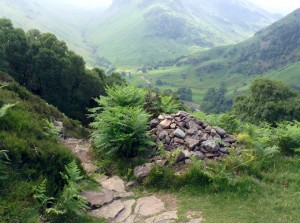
[175,151,186,163]
[101,176,126,193]
[134,163,153,179]
[158,115,165,120]
[113,200,135,223]
[213,126,226,137]
[90,200,124,219]
[224,135,237,143]
[185,137,200,150]
[201,140,220,152]
[150,119,159,128]
[156,160,168,167]
[210,129,217,137]
[191,151,205,160]
[174,128,186,139]
[174,137,184,144]
[165,135,171,144]
[200,133,209,142]
[159,130,168,140]
[187,120,199,131]
[170,123,177,129]
[81,189,114,209]
[220,147,229,153]
[134,196,165,216]
[205,125,212,133]
[145,211,178,223]
[126,181,138,189]
[182,149,192,158]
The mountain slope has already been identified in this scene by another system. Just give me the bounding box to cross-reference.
[0,0,279,67]
[128,9,300,102]
[86,0,280,66]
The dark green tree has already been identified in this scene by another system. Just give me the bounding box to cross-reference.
[233,78,300,124]
[201,83,232,114]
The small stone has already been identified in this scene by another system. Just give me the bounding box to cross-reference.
[191,151,205,160]
[81,189,114,209]
[200,133,209,142]
[174,128,186,139]
[150,119,159,127]
[205,152,216,158]
[164,115,173,120]
[224,135,237,143]
[156,160,167,167]
[174,137,184,144]
[187,120,199,131]
[213,126,226,137]
[165,135,171,144]
[205,125,212,133]
[134,196,165,216]
[175,117,181,122]
[134,163,153,179]
[158,114,165,120]
[177,122,186,128]
[213,134,222,140]
[101,176,126,193]
[202,122,209,128]
[113,200,135,223]
[170,123,176,129]
[159,130,168,140]
[185,137,200,150]
[220,147,229,153]
[185,159,193,164]
[90,200,124,219]
[126,181,138,189]
[182,149,192,158]
[210,129,217,137]
[145,211,178,223]
[175,151,186,163]
[201,140,220,152]
[160,119,172,129]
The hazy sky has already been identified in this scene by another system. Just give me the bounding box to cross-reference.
[64,0,299,14]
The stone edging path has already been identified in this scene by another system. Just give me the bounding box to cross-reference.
[64,138,203,223]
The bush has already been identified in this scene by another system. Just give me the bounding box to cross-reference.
[90,106,153,158]
[93,84,146,110]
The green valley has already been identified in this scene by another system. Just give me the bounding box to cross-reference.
[129,8,300,105]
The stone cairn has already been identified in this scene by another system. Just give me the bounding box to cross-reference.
[149,111,237,162]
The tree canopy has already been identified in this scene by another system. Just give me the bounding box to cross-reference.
[233,78,300,124]
[0,18,125,123]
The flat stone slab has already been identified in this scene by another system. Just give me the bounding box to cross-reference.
[124,214,144,223]
[145,211,178,223]
[90,200,124,219]
[113,199,135,223]
[81,189,114,209]
[187,218,204,223]
[101,176,126,193]
[134,196,165,216]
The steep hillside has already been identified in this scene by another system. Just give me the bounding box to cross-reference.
[0,0,279,67]
[87,0,279,67]
[129,9,300,103]
[0,72,92,222]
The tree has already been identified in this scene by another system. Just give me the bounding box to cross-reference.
[233,78,300,124]
[201,83,232,114]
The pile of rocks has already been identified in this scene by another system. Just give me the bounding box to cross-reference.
[149,111,237,161]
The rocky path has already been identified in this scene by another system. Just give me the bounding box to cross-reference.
[64,138,203,223]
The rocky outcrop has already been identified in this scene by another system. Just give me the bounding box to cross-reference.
[150,111,237,162]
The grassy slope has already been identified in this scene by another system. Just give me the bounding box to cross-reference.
[127,9,300,104]
[87,0,279,67]
[0,72,92,222]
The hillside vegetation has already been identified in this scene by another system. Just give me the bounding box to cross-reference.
[0,72,99,222]
[0,18,125,123]
[129,8,300,103]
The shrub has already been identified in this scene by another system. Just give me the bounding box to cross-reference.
[160,95,182,113]
[93,84,146,110]
[90,106,153,158]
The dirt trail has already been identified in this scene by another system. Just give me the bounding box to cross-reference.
[64,138,203,223]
